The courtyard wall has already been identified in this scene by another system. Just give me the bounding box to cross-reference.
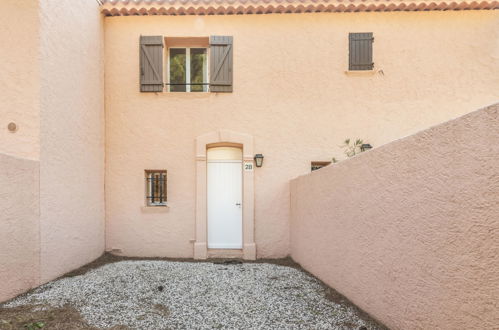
[0,154,40,302]
[290,103,499,329]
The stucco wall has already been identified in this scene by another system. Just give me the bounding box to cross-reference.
[0,153,40,302]
[105,11,499,258]
[290,103,499,329]
[0,0,40,160]
[38,0,105,282]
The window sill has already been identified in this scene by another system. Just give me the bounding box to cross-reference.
[344,69,381,76]
[158,92,212,98]
[167,91,209,94]
[141,205,170,213]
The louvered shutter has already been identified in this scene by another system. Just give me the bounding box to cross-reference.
[210,36,233,93]
[140,36,164,92]
[349,33,374,71]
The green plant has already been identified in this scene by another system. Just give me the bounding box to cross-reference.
[342,138,364,157]
[332,138,369,162]
[24,322,45,330]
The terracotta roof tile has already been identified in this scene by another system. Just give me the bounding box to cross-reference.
[101,0,499,15]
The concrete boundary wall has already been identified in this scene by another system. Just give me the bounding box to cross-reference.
[0,153,40,302]
[290,103,499,329]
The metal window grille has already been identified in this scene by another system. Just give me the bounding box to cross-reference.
[145,170,167,206]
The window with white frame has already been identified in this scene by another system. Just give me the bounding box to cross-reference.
[145,170,167,206]
[168,48,208,92]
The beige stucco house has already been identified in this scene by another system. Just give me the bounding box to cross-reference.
[104,1,499,261]
[1,0,498,328]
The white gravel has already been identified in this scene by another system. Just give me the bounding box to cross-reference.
[3,261,382,329]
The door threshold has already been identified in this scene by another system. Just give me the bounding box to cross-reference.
[207,248,243,259]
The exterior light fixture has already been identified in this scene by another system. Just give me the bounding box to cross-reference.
[360,144,373,152]
[254,154,264,167]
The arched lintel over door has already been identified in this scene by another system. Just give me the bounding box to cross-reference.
[194,130,256,260]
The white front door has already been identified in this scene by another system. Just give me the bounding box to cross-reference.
[207,148,243,249]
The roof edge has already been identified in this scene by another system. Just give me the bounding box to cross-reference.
[101,0,499,15]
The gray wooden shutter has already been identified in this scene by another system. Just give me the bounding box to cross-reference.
[349,33,374,71]
[210,36,233,93]
[140,36,164,92]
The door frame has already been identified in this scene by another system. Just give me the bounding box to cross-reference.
[194,130,256,260]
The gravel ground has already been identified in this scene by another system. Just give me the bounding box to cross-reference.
[3,261,383,329]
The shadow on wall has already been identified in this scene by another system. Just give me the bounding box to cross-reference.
[290,103,499,330]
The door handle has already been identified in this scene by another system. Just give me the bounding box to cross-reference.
[235,203,241,206]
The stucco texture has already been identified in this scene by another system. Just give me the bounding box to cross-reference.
[0,0,40,160]
[38,0,105,283]
[105,11,499,258]
[0,0,105,302]
[0,153,40,303]
[290,103,499,330]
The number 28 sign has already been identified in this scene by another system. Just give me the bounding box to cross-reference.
[244,161,254,172]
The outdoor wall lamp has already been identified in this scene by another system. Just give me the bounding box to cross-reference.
[360,144,373,152]
[254,154,264,167]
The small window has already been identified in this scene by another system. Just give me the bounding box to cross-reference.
[168,47,208,92]
[145,170,167,206]
[349,33,374,71]
[311,161,331,172]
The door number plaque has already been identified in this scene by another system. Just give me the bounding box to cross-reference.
[244,162,254,172]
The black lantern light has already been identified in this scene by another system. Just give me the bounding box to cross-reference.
[254,154,264,167]
[360,144,373,152]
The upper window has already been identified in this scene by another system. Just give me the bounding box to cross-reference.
[145,170,167,206]
[139,35,233,93]
[168,47,208,93]
[348,33,374,71]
